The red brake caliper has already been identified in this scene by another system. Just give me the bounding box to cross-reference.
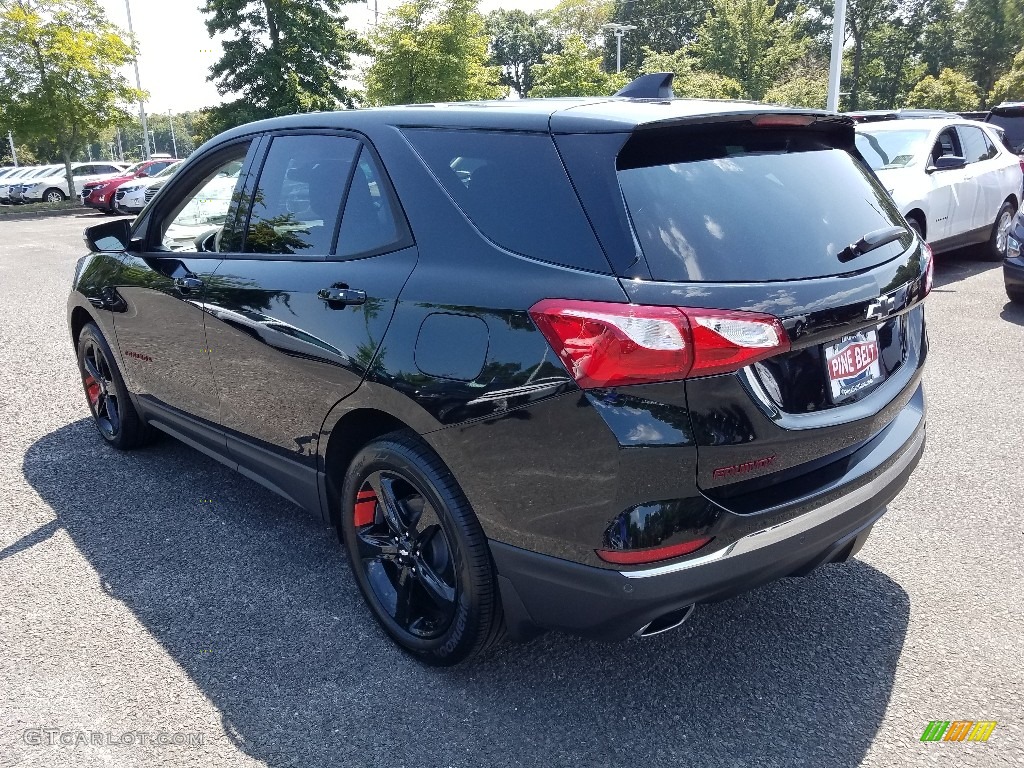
[84,375,101,407]
[354,489,377,527]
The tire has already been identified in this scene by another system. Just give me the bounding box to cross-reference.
[339,430,505,665]
[76,322,151,450]
[907,218,924,241]
[43,188,66,203]
[1008,287,1024,304]
[987,200,1017,262]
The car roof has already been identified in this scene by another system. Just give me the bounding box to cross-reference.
[856,118,960,132]
[210,97,848,144]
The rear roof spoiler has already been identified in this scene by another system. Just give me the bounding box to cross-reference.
[614,73,674,100]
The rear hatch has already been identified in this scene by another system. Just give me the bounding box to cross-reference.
[554,108,930,497]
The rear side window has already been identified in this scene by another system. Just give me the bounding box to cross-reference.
[617,129,909,282]
[245,134,360,256]
[336,147,404,258]
[958,126,997,163]
[405,129,609,272]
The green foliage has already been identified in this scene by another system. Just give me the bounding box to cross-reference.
[639,48,742,98]
[545,0,612,51]
[988,47,1024,103]
[606,0,712,73]
[364,0,501,105]
[485,9,554,97]
[958,0,1024,105]
[202,0,362,117]
[0,0,142,193]
[532,35,628,97]
[905,67,981,111]
[691,0,807,100]
[764,66,829,107]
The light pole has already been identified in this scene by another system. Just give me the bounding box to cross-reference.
[124,0,150,159]
[827,0,847,111]
[7,131,17,166]
[167,110,178,157]
[602,23,637,74]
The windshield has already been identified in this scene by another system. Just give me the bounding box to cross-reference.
[617,129,909,282]
[123,162,146,175]
[155,161,182,178]
[855,129,931,169]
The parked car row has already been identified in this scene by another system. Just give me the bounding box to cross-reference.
[0,162,130,204]
[80,155,181,214]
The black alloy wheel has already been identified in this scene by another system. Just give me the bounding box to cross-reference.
[340,432,505,665]
[76,322,150,450]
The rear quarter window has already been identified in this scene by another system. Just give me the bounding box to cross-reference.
[617,128,910,282]
[404,129,610,273]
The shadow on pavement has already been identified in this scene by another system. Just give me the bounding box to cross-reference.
[1000,299,1024,325]
[930,245,1000,291]
[24,420,910,768]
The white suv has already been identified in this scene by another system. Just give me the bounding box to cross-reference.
[856,118,1023,260]
[20,162,128,203]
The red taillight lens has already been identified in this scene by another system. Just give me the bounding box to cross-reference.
[528,299,789,388]
[597,536,714,565]
[921,241,934,296]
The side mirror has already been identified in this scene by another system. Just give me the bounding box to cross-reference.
[135,171,149,178]
[926,155,967,173]
[84,218,132,253]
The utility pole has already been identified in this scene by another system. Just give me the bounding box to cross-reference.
[149,130,157,155]
[602,23,637,74]
[366,0,378,26]
[124,0,151,159]
[7,132,17,166]
[116,127,124,161]
[827,0,847,111]
[168,110,178,157]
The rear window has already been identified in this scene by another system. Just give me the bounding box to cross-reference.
[404,129,609,272]
[987,113,1024,152]
[617,129,909,282]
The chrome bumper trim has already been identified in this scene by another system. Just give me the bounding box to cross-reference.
[621,426,924,579]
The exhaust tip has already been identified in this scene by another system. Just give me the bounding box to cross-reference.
[634,604,696,638]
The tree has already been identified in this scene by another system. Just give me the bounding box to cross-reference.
[919,0,961,77]
[545,0,612,51]
[691,0,807,100]
[364,0,501,105]
[202,0,362,118]
[988,47,1024,103]
[485,9,553,97]
[0,0,142,197]
[764,66,829,107]
[639,48,742,98]
[531,35,627,96]
[905,67,981,111]
[605,0,712,73]
[958,0,1024,106]
[844,0,896,109]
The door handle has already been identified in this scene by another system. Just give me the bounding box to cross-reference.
[174,276,203,292]
[318,287,366,306]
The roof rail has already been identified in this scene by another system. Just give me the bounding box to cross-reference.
[614,72,674,100]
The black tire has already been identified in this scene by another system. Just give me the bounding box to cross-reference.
[43,188,66,203]
[907,218,924,241]
[987,200,1017,262]
[1008,287,1024,304]
[339,430,505,665]
[76,322,151,450]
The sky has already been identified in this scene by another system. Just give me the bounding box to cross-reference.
[97,0,558,114]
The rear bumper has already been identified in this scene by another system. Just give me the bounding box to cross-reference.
[492,389,925,641]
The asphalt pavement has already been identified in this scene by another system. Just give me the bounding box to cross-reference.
[1,213,1021,768]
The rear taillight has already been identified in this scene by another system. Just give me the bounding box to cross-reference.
[597,536,714,565]
[528,299,790,388]
[921,241,934,296]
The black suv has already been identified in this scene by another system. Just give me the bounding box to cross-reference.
[69,76,929,665]
[987,103,1024,154]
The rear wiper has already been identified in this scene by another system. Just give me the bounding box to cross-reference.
[838,225,908,262]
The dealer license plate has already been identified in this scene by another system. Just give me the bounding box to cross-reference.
[824,330,882,403]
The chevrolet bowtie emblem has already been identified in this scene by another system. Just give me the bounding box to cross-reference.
[865,294,898,320]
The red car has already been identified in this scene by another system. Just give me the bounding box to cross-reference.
[81,156,179,212]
